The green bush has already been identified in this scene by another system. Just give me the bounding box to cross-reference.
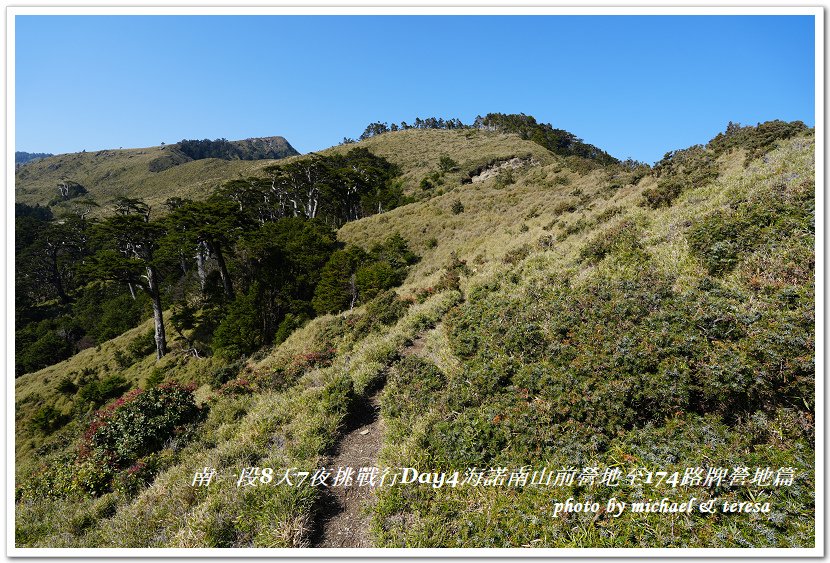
[355,261,400,302]
[77,375,130,409]
[594,206,622,224]
[213,286,263,359]
[214,377,254,399]
[451,200,464,214]
[126,329,156,360]
[81,383,201,470]
[320,373,356,418]
[644,145,718,208]
[145,368,165,387]
[112,451,173,497]
[579,220,643,264]
[30,404,69,434]
[687,179,813,276]
[438,155,459,173]
[428,405,510,467]
[56,376,78,395]
[641,178,685,208]
[208,360,244,389]
[495,169,515,189]
[707,119,808,165]
[555,218,590,242]
[434,253,470,293]
[551,199,578,216]
[349,290,412,338]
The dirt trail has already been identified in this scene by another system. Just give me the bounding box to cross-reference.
[310,334,427,548]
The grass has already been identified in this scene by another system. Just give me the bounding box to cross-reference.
[15,146,282,218]
[329,128,555,197]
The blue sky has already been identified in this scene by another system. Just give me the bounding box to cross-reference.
[15,14,815,164]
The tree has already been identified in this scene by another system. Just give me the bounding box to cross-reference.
[88,211,168,358]
[234,218,337,342]
[439,155,459,172]
[162,198,243,299]
[16,217,87,305]
[312,246,369,314]
[212,284,263,359]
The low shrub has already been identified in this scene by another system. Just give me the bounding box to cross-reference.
[80,383,201,471]
[579,220,643,264]
[349,290,412,338]
[30,404,69,434]
[77,375,130,409]
[687,181,813,276]
[551,199,578,216]
[502,244,532,265]
[382,356,447,431]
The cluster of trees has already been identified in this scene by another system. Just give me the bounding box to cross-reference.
[16,149,417,374]
[644,120,810,209]
[149,137,298,173]
[218,147,408,226]
[352,117,469,142]
[706,120,808,164]
[175,137,298,162]
[16,203,150,375]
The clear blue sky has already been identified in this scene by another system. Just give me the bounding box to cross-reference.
[15,15,815,164]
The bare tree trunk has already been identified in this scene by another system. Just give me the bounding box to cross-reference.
[195,241,208,291]
[146,265,167,359]
[349,273,358,311]
[127,282,137,300]
[48,257,69,304]
[212,243,235,300]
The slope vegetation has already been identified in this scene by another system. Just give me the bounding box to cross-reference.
[15,122,815,549]
[15,136,297,217]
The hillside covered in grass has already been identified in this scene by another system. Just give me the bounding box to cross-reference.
[14,136,297,217]
[15,117,815,549]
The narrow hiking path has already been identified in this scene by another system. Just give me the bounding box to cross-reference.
[310,333,428,548]
[310,391,383,548]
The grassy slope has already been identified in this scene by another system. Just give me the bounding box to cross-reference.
[15,129,551,218]
[339,135,639,291]
[326,129,556,195]
[15,128,815,548]
[15,146,278,217]
[367,135,814,548]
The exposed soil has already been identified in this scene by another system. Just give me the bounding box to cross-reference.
[466,156,539,184]
[309,391,384,547]
[310,333,429,548]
